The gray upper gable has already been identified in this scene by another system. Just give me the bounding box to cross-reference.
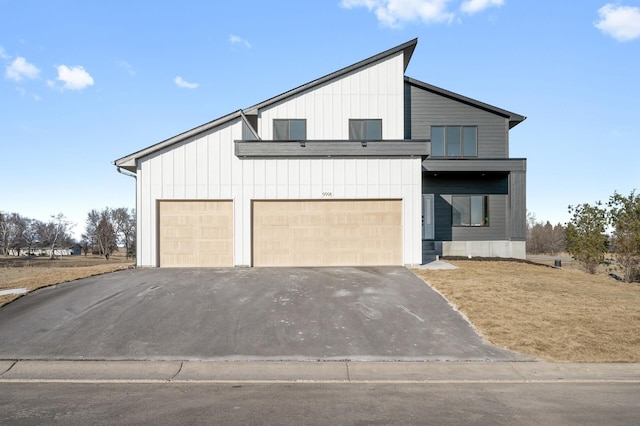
[404,77,526,129]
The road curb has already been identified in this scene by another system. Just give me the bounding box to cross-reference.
[1,360,639,384]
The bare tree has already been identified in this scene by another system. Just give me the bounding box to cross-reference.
[1,213,27,256]
[79,237,90,256]
[85,208,118,259]
[36,214,74,259]
[112,208,136,259]
[23,218,41,256]
[0,212,7,256]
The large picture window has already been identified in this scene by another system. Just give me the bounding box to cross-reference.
[349,119,382,140]
[452,195,488,227]
[431,126,477,157]
[274,119,306,140]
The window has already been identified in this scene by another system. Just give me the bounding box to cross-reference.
[431,126,477,157]
[452,195,488,227]
[274,119,306,140]
[349,119,382,140]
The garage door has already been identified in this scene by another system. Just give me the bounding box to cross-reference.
[253,199,402,267]
[158,200,233,267]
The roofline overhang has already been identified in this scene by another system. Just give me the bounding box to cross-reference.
[243,39,418,115]
[405,77,526,129]
[113,110,245,173]
[113,39,420,172]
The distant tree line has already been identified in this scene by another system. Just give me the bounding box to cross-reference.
[529,190,639,282]
[526,213,566,255]
[0,207,136,260]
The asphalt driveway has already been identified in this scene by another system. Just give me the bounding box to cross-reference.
[0,267,528,361]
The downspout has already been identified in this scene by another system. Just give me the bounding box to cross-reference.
[116,166,137,265]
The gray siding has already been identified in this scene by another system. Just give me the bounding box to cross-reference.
[434,194,508,242]
[424,175,509,242]
[406,82,509,158]
[509,171,527,241]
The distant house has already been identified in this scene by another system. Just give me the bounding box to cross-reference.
[9,247,74,256]
[114,39,526,268]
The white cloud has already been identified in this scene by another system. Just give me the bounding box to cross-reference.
[460,0,504,15]
[595,4,640,41]
[0,46,10,60]
[229,34,252,48]
[52,65,94,90]
[5,56,40,81]
[174,76,198,89]
[341,0,455,27]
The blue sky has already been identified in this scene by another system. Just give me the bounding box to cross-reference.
[1,0,639,239]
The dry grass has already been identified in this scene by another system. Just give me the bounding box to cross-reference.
[0,254,134,307]
[413,260,640,362]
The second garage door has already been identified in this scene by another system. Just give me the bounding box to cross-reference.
[158,200,233,267]
[252,199,402,267]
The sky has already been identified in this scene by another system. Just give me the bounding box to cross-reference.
[1,0,639,239]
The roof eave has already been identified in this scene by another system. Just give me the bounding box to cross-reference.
[113,110,244,169]
[405,76,526,127]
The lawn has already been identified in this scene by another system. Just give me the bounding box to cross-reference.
[0,253,134,307]
[413,259,640,362]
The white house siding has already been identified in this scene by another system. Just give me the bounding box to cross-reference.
[258,53,405,140]
[135,51,422,267]
[136,120,422,267]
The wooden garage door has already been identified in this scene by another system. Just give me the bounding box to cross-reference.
[159,200,233,267]
[253,200,402,267]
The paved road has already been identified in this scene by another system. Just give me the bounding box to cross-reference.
[0,267,526,361]
[1,382,638,425]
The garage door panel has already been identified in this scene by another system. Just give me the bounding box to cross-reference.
[253,199,402,267]
[159,200,233,267]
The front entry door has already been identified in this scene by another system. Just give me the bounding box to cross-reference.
[422,194,434,240]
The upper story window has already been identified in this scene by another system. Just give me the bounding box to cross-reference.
[452,195,488,227]
[274,119,306,140]
[431,126,477,157]
[349,119,382,140]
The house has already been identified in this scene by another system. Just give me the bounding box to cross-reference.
[114,39,526,268]
[9,247,74,256]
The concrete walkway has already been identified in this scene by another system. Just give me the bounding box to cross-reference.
[1,360,638,383]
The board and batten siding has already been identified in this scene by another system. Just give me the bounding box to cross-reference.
[406,82,509,158]
[136,119,423,267]
[259,53,405,140]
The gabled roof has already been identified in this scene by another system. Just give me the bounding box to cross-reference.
[404,77,526,129]
[114,39,418,172]
[244,38,417,115]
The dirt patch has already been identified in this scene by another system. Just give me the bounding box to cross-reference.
[0,254,134,307]
[413,260,640,362]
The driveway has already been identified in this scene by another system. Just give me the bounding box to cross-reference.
[0,267,528,361]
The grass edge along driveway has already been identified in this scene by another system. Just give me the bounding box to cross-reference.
[413,260,640,362]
